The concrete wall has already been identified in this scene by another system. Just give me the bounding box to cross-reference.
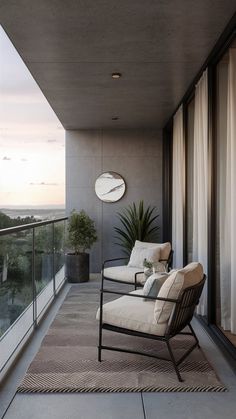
[66,129,163,272]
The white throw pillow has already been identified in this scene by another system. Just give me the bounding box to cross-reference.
[143,272,169,300]
[134,240,171,261]
[135,240,159,248]
[128,245,161,269]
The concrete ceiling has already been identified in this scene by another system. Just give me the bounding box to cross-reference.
[0,0,236,130]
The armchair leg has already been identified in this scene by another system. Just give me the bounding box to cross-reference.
[98,346,102,362]
[166,340,183,382]
[188,323,200,348]
[98,322,102,362]
[98,287,103,362]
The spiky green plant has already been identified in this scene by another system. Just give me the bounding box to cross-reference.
[114,200,159,256]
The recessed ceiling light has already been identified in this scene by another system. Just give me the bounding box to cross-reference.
[112,117,119,120]
[112,72,122,79]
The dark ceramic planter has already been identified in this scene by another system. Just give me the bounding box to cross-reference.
[66,252,89,283]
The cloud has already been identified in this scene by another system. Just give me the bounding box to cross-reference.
[29,182,58,186]
[3,156,11,160]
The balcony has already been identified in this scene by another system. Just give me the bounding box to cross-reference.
[0,268,236,419]
[1,1,236,419]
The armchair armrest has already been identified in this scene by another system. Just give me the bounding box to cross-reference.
[102,257,128,270]
[101,288,180,304]
[134,271,145,287]
[166,249,174,272]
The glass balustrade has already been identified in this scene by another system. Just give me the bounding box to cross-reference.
[0,217,67,379]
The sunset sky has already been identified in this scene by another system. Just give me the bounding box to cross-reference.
[0,26,65,207]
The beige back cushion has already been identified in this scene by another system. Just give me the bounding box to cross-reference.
[128,245,161,269]
[135,240,171,261]
[154,262,204,325]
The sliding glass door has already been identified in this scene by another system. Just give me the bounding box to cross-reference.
[215,48,236,347]
[165,26,236,360]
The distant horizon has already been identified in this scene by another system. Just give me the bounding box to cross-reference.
[0,204,65,209]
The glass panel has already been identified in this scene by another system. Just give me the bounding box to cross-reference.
[0,220,66,377]
[186,97,195,263]
[0,230,33,338]
[35,224,54,318]
[54,221,65,275]
[0,229,34,372]
[215,50,236,347]
[54,220,66,292]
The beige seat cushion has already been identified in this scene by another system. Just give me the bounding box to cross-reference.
[135,240,171,262]
[96,290,167,336]
[154,262,204,325]
[103,265,145,284]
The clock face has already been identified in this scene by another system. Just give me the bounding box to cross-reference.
[95,172,126,202]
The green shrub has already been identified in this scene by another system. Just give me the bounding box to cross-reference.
[67,210,97,254]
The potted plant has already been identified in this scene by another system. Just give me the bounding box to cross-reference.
[66,210,97,283]
[114,200,159,256]
[143,258,154,279]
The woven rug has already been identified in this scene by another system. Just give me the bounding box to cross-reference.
[18,278,226,393]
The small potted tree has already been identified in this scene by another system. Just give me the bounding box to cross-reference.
[66,210,97,283]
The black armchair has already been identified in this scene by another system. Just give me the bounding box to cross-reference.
[97,272,206,382]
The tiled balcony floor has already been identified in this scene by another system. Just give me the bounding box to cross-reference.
[1,277,236,419]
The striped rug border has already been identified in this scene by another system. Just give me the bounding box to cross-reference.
[17,385,227,394]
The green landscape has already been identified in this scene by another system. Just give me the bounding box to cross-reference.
[0,211,65,337]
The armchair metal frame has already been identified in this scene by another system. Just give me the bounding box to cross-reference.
[102,249,174,290]
[98,274,206,382]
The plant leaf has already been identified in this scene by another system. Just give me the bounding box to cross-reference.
[114,200,160,255]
